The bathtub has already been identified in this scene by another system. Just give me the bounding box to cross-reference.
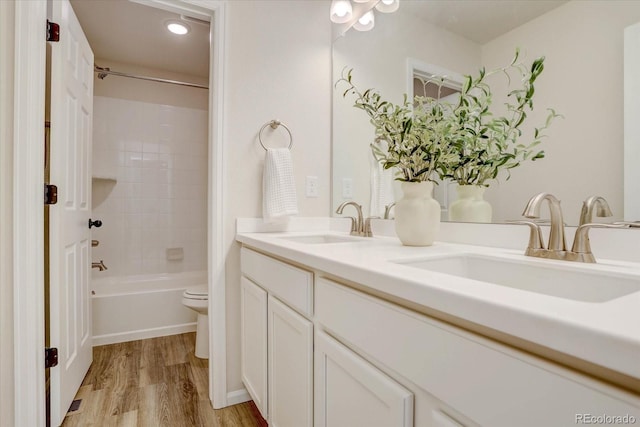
[91,270,206,346]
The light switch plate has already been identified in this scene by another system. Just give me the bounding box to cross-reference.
[342,178,353,198]
[306,176,319,198]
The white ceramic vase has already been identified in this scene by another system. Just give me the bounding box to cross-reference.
[394,181,441,246]
[448,185,492,223]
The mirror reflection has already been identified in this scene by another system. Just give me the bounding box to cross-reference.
[332,0,640,225]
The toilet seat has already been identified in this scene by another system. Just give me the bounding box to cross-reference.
[183,285,208,300]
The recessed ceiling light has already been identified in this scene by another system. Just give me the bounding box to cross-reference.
[166,20,190,35]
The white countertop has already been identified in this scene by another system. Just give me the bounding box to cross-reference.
[236,228,640,381]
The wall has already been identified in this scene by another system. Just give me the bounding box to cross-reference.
[223,0,332,394]
[481,0,640,224]
[91,61,208,278]
[0,1,16,424]
[333,9,481,216]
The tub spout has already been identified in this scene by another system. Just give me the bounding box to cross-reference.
[92,260,107,271]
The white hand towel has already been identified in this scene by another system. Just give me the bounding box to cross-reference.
[263,148,298,223]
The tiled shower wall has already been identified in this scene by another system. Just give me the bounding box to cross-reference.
[91,96,207,277]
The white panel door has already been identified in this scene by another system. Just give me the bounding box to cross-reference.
[49,0,94,425]
[268,295,313,427]
[314,331,413,427]
[241,277,268,419]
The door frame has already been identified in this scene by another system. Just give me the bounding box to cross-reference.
[5,1,47,426]
[136,0,229,409]
[7,0,228,423]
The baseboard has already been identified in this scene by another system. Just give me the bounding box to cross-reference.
[226,388,251,406]
[92,322,197,346]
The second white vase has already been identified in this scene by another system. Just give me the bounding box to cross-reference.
[448,185,492,223]
[394,181,441,246]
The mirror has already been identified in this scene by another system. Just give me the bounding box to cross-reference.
[332,0,640,225]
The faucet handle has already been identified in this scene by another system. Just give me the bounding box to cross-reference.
[613,221,640,228]
[363,216,379,237]
[571,222,631,259]
[506,220,545,253]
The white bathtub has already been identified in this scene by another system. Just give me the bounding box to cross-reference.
[91,271,206,346]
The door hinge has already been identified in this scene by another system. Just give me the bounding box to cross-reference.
[44,184,58,205]
[45,348,58,368]
[47,20,60,42]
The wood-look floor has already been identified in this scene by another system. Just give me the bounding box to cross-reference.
[62,333,265,427]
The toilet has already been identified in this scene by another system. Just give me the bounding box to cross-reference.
[182,285,209,359]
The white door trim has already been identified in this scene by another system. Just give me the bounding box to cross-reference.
[11,0,47,425]
[203,1,229,410]
[143,0,228,409]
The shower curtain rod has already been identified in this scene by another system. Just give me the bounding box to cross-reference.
[94,65,208,90]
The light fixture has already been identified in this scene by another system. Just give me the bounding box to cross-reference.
[353,10,375,31]
[166,20,190,35]
[330,0,353,24]
[375,0,400,14]
[330,1,400,32]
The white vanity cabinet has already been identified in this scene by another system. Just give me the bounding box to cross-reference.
[315,330,414,427]
[268,294,313,427]
[239,241,640,427]
[240,277,268,417]
[315,277,640,427]
[240,247,314,427]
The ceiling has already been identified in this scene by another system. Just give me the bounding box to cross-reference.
[70,0,567,79]
[70,0,210,78]
[398,0,568,44]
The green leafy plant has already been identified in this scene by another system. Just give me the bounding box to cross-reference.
[445,49,561,186]
[337,69,454,182]
[337,49,561,186]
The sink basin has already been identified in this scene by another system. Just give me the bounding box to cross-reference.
[394,254,640,302]
[278,234,362,244]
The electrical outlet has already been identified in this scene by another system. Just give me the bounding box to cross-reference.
[342,178,353,198]
[305,176,319,198]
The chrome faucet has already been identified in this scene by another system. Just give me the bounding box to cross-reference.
[92,260,107,271]
[578,195,612,226]
[517,194,630,263]
[383,202,396,219]
[336,201,365,236]
[522,192,566,251]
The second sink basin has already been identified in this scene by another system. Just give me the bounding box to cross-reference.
[394,254,640,303]
[278,234,363,244]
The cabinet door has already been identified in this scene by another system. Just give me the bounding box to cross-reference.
[241,277,268,418]
[315,331,413,427]
[268,295,313,427]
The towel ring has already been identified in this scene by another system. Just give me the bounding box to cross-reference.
[259,120,293,151]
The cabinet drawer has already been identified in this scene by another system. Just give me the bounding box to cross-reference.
[241,247,313,317]
[316,278,640,427]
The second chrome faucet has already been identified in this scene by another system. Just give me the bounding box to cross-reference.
[517,193,629,263]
